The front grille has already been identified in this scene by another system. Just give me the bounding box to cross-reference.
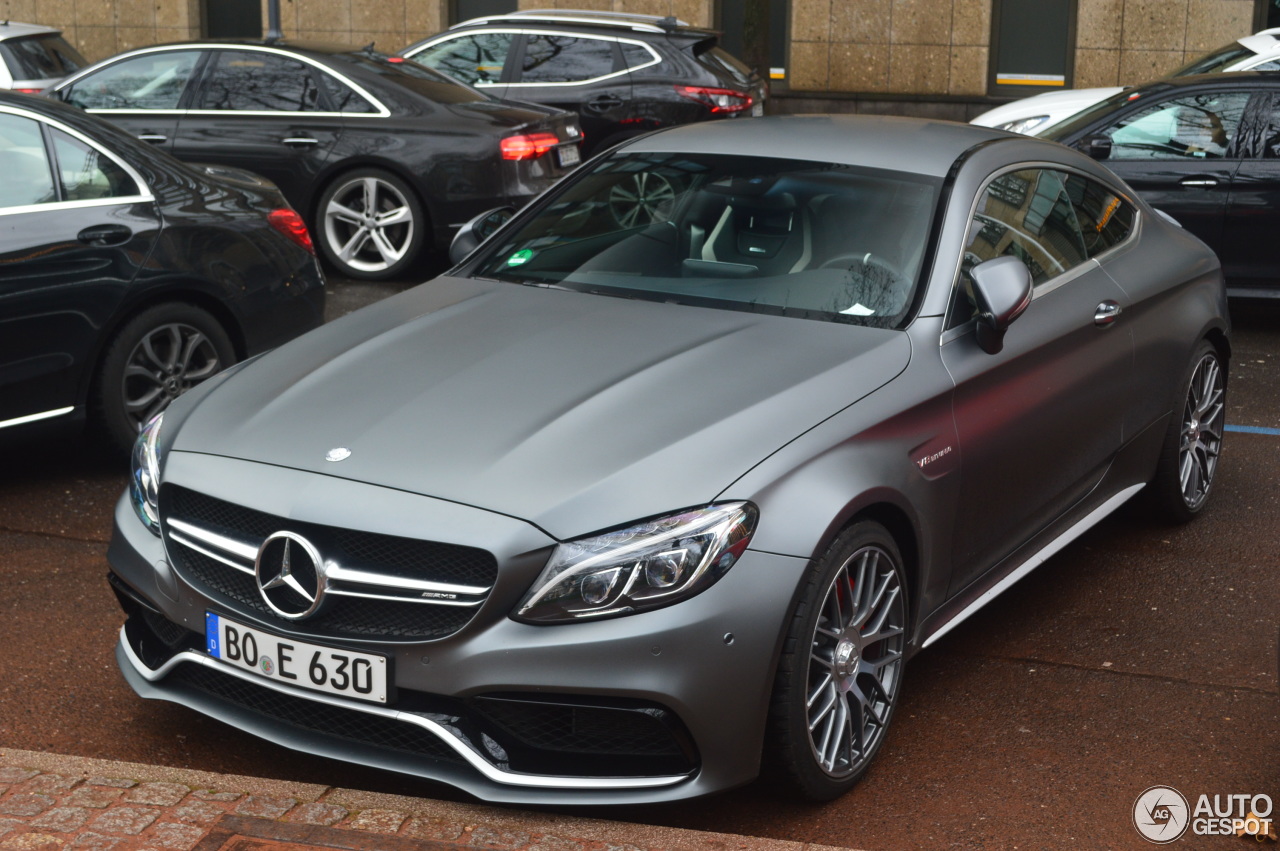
[161,486,498,642]
[168,663,464,765]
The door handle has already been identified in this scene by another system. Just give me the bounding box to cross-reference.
[137,134,167,144]
[586,94,623,112]
[77,224,133,246]
[1180,177,1219,187]
[281,136,319,147]
[1094,300,1122,326]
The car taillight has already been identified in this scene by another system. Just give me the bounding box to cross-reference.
[13,88,42,94]
[267,209,314,255]
[675,85,753,114]
[501,132,560,160]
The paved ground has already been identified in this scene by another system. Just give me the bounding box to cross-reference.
[0,748,850,850]
[0,273,1275,850]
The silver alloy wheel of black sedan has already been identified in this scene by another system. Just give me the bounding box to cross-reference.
[320,169,423,280]
[95,302,236,456]
[1178,349,1225,511]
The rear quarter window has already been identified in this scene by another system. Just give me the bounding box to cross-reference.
[3,34,86,80]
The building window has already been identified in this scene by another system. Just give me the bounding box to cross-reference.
[989,0,1077,96]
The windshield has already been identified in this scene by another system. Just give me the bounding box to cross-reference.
[1040,85,1170,143]
[1171,42,1254,76]
[469,152,939,328]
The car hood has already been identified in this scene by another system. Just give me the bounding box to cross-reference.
[970,86,1123,132]
[171,276,911,539]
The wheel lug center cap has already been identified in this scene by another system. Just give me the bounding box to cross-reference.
[834,637,860,678]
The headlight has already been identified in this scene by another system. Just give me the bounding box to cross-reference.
[514,502,757,623]
[998,115,1051,135]
[129,412,164,535]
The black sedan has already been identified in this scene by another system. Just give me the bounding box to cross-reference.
[1044,71,1280,295]
[47,41,584,280]
[0,91,324,454]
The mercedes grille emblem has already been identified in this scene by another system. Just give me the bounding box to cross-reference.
[254,531,326,620]
[325,447,352,462]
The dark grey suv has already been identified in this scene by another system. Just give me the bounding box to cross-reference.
[401,10,765,156]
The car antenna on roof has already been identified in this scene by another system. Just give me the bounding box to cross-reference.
[264,0,284,44]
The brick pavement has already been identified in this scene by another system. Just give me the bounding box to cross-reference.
[0,749,857,851]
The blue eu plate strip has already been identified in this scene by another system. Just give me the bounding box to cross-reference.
[206,612,221,657]
[1225,424,1280,435]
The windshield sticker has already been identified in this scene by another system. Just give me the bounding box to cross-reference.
[507,249,534,267]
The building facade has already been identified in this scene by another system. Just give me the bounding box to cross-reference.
[2,0,1269,119]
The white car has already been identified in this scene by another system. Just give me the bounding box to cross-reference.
[972,27,1280,135]
[0,21,85,92]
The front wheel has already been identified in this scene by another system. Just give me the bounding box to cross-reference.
[769,521,908,801]
[317,168,426,280]
[1146,340,1226,522]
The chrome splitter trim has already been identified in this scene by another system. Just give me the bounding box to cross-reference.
[118,627,687,791]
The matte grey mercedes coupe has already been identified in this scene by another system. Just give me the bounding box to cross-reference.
[107,115,1229,804]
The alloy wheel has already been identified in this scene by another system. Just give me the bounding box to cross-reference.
[1178,351,1224,510]
[805,543,906,778]
[323,175,416,274]
[122,322,223,432]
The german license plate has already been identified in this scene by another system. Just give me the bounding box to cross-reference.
[557,144,581,167]
[205,612,388,704]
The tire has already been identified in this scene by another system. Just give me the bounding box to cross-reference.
[769,521,908,801]
[316,168,426,280]
[94,303,236,456]
[1146,339,1226,523]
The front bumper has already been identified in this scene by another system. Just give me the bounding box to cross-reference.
[107,454,807,805]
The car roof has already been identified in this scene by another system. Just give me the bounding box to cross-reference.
[0,20,60,40]
[446,9,716,38]
[623,114,1017,178]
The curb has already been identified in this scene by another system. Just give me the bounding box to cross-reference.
[0,748,860,851]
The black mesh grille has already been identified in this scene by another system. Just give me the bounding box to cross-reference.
[473,697,686,757]
[169,664,464,764]
[162,486,496,641]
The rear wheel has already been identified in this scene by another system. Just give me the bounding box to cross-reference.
[94,302,235,455]
[769,521,907,801]
[317,168,425,280]
[1147,340,1226,522]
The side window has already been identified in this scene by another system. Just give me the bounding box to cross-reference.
[1104,91,1250,160]
[317,72,375,113]
[0,113,55,208]
[61,50,201,110]
[198,51,322,112]
[520,35,617,84]
[619,43,656,72]
[50,128,138,200]
[1059,171,1135,256]
[951,169,1089,326]
[410,33,513,86]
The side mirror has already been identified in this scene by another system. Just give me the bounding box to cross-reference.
[448,206,514,265]
[1080,135,1112,160]
[970,256,1032,355]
